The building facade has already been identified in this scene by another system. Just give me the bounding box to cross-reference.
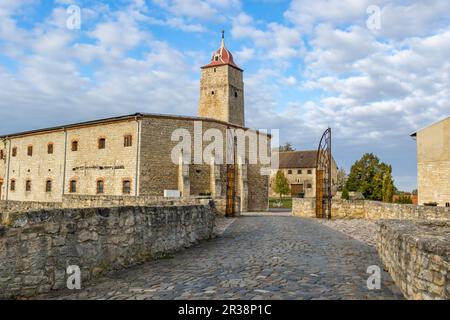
[411,117,450,207]
[269,151,338,198]
[0,36,270,213]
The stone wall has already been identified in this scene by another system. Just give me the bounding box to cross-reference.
[292,198,450,221]
[376,220,449,299]
[0,203,215,298]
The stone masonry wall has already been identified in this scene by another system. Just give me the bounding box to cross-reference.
[0,203,215,298]
[292,198,450,221]
[376,220,449,299]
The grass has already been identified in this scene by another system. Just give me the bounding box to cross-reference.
[269,197,292,209]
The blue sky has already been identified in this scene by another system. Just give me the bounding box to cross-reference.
[1,0,450,191]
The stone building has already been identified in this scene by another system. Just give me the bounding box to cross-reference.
[269,151,338,198]
[411,116,450,207]
[0,36,270,214]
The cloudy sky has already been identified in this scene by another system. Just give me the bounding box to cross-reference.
[1,0,449,191]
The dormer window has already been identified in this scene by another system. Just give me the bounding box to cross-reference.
[214,56,219,61]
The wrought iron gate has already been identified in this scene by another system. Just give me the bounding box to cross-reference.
[316,128,332,219]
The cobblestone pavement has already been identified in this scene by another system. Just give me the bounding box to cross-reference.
[36,215,403,300]
[315,219,378,247]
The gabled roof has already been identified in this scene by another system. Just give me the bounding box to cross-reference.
[277,150,318,169]
[410,116,450,137]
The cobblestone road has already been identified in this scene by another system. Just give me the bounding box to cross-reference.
[36,214,403,300]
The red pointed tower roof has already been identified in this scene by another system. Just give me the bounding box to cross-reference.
[202,31,243,71]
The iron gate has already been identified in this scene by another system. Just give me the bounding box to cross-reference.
[316,128,332,219]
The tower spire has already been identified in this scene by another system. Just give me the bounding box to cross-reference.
[221,30,225,48]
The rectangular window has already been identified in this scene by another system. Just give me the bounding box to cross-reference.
[0,150,3,160]
[12,147,17,157]
[288,170,292,174]
[25,180,32,192]
[124,135,133,147]
[307,169,312,174]
[72,141,78,151]
[122,180,131,194]
[46,180,52,192]
[47,143,54,154]
[307,183,312,189]
[96,180,104,194]
[27,146,33,156]
[98,138,106,149]
[69,180,77,193]
[298,170,302,174]
[10,180,16,191]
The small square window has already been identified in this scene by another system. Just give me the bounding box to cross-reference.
[307,183,312,189]
[288,170,292,174]
[47,143,54,154]
[298,170,302,174]
[307,169,312,174]
[98,138,106,149]
[27,146,33,156]
[211,91,215,95]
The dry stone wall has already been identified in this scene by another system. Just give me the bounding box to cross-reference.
[0,203,215,298]
[292,198,450,221]
[376,220,449,299]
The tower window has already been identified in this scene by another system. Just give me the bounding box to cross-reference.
[235,92,238,98]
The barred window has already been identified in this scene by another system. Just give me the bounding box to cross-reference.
[96,180,104,194]
[123,180,131,194]
[124,135,133,147]
[69,180,77,193]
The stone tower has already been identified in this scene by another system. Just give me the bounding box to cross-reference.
[198,32,245,127]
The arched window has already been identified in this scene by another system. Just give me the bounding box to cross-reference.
[122,180,131,194]
[69,180,77,193]
[47,143,54,154]
[71,140,78,152]
[25,180,32,192]
[98,138,106,149]
[46,180,52,192]
[96,179,104,194]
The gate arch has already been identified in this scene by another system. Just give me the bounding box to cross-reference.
[316,128,332,219]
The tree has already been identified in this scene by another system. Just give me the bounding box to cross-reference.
[273,170,290,200]
[279,142,295,152]
[341,188,350,200]
[336,168,347,191]
[382,165,394,203]
[345,153,396,202]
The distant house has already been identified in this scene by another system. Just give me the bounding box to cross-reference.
[411,116,450,207]
[270,150,338,198]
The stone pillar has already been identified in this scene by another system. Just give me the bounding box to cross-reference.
[210,156,222,197]
[178,155,190,198]
[238,156,248,212]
